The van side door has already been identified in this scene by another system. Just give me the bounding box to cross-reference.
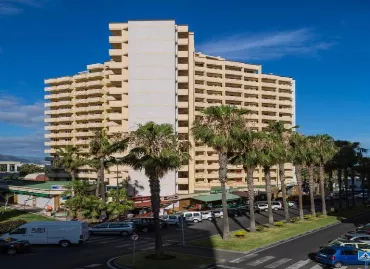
[28,227,47,244]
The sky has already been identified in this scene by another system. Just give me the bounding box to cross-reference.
[0,0,369,157]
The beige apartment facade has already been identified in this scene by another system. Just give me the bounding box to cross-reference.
[44,20,296,197]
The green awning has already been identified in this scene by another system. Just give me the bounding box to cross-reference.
[192,193,241,203]
[10,190,50,198]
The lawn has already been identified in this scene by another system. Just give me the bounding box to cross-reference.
[115,251,215,269]
[191,207,370,252]
[0,208,53,223]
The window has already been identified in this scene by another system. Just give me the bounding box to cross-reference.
[10,228,27,235]
[345,244,356,248]
[193,213,200,217]
[169,216,177,220]
[109,223,121,228]
[184,213,192,218]
[320,248,336,255]
[97,224,108,228]
[358,244,370,249]
[342,250,357,255]
[358,237,370,241]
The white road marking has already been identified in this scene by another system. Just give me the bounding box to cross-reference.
[247,256,275,266]
[265,258,292,268]
[230,254,258,263]
[115,243,131,248]
[216,265,242,269]
[85,265,102,268]
[285,259,311,269]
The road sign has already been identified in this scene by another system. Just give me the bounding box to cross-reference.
[131,234,138,241]
[359,251,370,261]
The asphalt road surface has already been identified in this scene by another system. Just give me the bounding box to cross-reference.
[1,206,368,269]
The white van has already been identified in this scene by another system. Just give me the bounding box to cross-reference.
[183,212,202,223]
[1,221,89,247]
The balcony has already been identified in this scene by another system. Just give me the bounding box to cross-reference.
[109,74,127,81]
[178,64,189,70]
[74,105,105,112]
[75,89,104,96]
[108,113,126,120]
[179,165,189,171]
[194,66,205,72]
[86,81,103,88]
[178,38,188,45]
[178,51,188,58]
[109,100,126,107]
[45,141,73,146]
[225,70,242,76]
[261,99,277,104]
[45,117,73,123]
[244,81,259,87]
[45,92,71,100]
[207,77,223,83]
[75,140,90,145]
[279,107,292,114]
[207,173,219,179]
[75,122,104,129]
[261,82,277,88]
[177,114,188,121]
[278,84,292,90]
[279,92,292,98]
[108,87,128,94]
[75,131,95,137]
[177,127,189,133]
[74,114,104,121]
[177,89,188,96]
[224,95,242,102]
[109,36,125,43]
[177,76,188,83]
[177,178,188,184]
[74,82,86,88]
[45,101,72,107]
[177,102,188,108]
[279,115,292,121]
[109,49,123,56]
[87,63,104,70]
[75,97,103,105]
[261,115,277,120]
[194,102,206,108]
[279,100,292,105]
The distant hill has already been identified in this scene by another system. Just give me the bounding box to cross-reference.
[0,154,45,164]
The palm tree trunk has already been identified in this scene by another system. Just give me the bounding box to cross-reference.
[100,158,106,204]
[338,168,343,210]
[295,165,304,220]
[71,170,76,181]
[279,162,290,222]
[149,178,163,258]
[95,168,101,197]
[344,168,349,209]
[219,152,230,240]
[361,173,366,205]
[246,167,256,232]
[319,164,327,216]
[351,170,356,208]
[308,164,316,217]
[328,169,334,212]
[264,166,274,226]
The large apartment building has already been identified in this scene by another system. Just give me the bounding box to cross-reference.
[44,20,296,197]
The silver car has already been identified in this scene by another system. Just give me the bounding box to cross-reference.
[164,215,181,225]
[89,222,134,236]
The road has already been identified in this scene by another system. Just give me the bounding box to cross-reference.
[1,207,368,269]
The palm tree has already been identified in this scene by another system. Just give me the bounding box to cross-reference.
[123,122,188,258]
[290,132,307,220]
[312,134,337,216]
[259,133,280,226]
[356,157,370,205]
[231,131,264,232]
[266,121,294,222]
[192,105,247,239]
[54,145,85,180]
[306,136,319,218]
[89,130,129,203]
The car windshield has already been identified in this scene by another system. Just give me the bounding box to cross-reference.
[344,235,353,240]
[320,248,336,255]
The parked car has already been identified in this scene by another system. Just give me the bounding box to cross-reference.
[272,201,283,210]
[183,212,202,223]
[0,237,31,255]
[1,221,89,247]
[327,239,370,251]
[132,218,167,232]
[340,233,370,244]
[201,211,214,221]
[357,223,370,230]
[316,246,365,267]
[288,201,297,208]
[254,202,268,212]
[164,215,182,225]
[212,210,224,218]
[227,208,243,217]
[89,222,134,236]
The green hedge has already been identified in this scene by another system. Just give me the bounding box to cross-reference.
[274,221,285,227]
[0,220,27,235]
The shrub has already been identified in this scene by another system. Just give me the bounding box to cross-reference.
[290,217,300,223]
[274,221,285,227]
[0,219,27,235]
[304,214,313,220]
[256,225,265,232]
[235,230,247,236]
[316,212,323,218]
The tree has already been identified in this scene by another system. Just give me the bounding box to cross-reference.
[192,105,247,239]
[63,180,103,219]
[312,134,337,216]
[356,157,370,205]
[266,121,294,223]
[106,188,135,220]
[89,130,129,203]
[123,122,189,258]
[259,133,281,226]
[231,131,265,232]
[290,132,307,220]
[0,191,14,209]
[54,145,85,180]
[306,136,319,218]
[18,164,44,177]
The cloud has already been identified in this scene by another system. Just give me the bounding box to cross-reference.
[0,132,45,156]
[198,28,335,61]
[0,0,47,16]
[0,95,44,127]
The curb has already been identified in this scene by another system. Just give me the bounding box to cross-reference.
[189,210,370,256]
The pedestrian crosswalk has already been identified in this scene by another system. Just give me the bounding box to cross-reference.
[216,253,349,269]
